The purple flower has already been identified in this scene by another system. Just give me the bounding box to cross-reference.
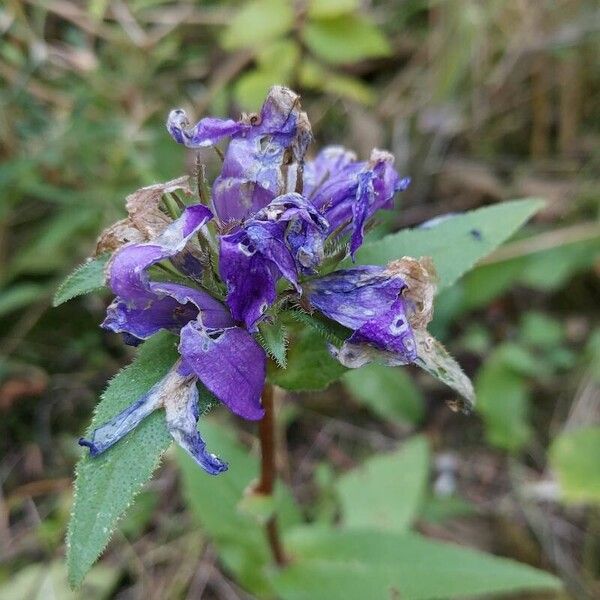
[167,86,311,223]
[81,205,267,474]
[77,85,474,479]
[305,256,474,408]
[305,262,419,366]
[80,365,229,475]
[304,146,410,257]
[219,193,328,330]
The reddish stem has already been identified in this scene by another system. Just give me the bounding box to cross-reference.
[256,383,288,566]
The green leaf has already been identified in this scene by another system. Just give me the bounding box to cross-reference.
[447,226,600,316]
[352,199,544,290]
[299,59,375,105]
[233,40,300,109]
[0,283,45,317]
[343,364,424,424]
[257,39,300,74]
[420,495,474,524]
[270,528,562,600]
[258,320,289,368]
[285,309,346,345]
[475,345,532,452]
[308,0,359,19]
[336,436,429,532]
[221,0,295,50]
[177,420,301,596]
[303,14,391,65]
[0,561,118,600]
[520,311,564,349]
[413,330,475,411]
[550,426,600,504]
[234,69,287,111]
[269,328,347,391]
[53,253,110,306]
[67,332,179,587]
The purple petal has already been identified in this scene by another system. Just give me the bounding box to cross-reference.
[304,146,363,216]
[107,204,212,299]
[255,192,329,232]
[150,283,234,329]
[370,150,402,209]
[287,222,325,272]
[102,205,218,339]
[102,283,232,340]
[304,146,409,254]
[219,193,328,329]
[163,379,228,475]
[259,85,303,134]
[306,266,406,330]
[167,110,249,147]
[303,146,358,198]
[349,171,375,258]
[79,388,161,456]
[179,323,266,420]
[211,87,312,222]
[246,221,299,288]
[212,177,275,224]
[80,366,227,475]
[219,230,279,330]
[307,265,417,362]
[211,136,289,223]
[103,292,201,340]
[348,296,417,361]
[264,193,328,273]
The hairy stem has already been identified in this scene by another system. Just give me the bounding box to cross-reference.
[256,382,288,566]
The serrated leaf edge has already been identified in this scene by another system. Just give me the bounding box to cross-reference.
[53,253,111,307]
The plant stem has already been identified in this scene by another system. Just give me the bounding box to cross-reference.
[256,382,288,566]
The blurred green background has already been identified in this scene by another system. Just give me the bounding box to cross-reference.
[1,0,599,598]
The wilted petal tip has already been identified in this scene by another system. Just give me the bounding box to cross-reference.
[78,437,101,456]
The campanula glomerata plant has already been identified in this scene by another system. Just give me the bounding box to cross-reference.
[78,86,473,476]
[57,86,551,594]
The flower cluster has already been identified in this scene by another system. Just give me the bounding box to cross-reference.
[80,86,472,475]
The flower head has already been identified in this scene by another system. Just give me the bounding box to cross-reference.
[80,85,472,477]
[306,258,434,367]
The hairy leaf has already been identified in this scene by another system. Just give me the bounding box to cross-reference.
[352,199,544,289]
[343,364,424,424]
[67,332,179,587]
[258,320,289,368]
[270,328,347,391]
[271,527,562,599]
[53,253,110,306]
[336,436,429,532]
